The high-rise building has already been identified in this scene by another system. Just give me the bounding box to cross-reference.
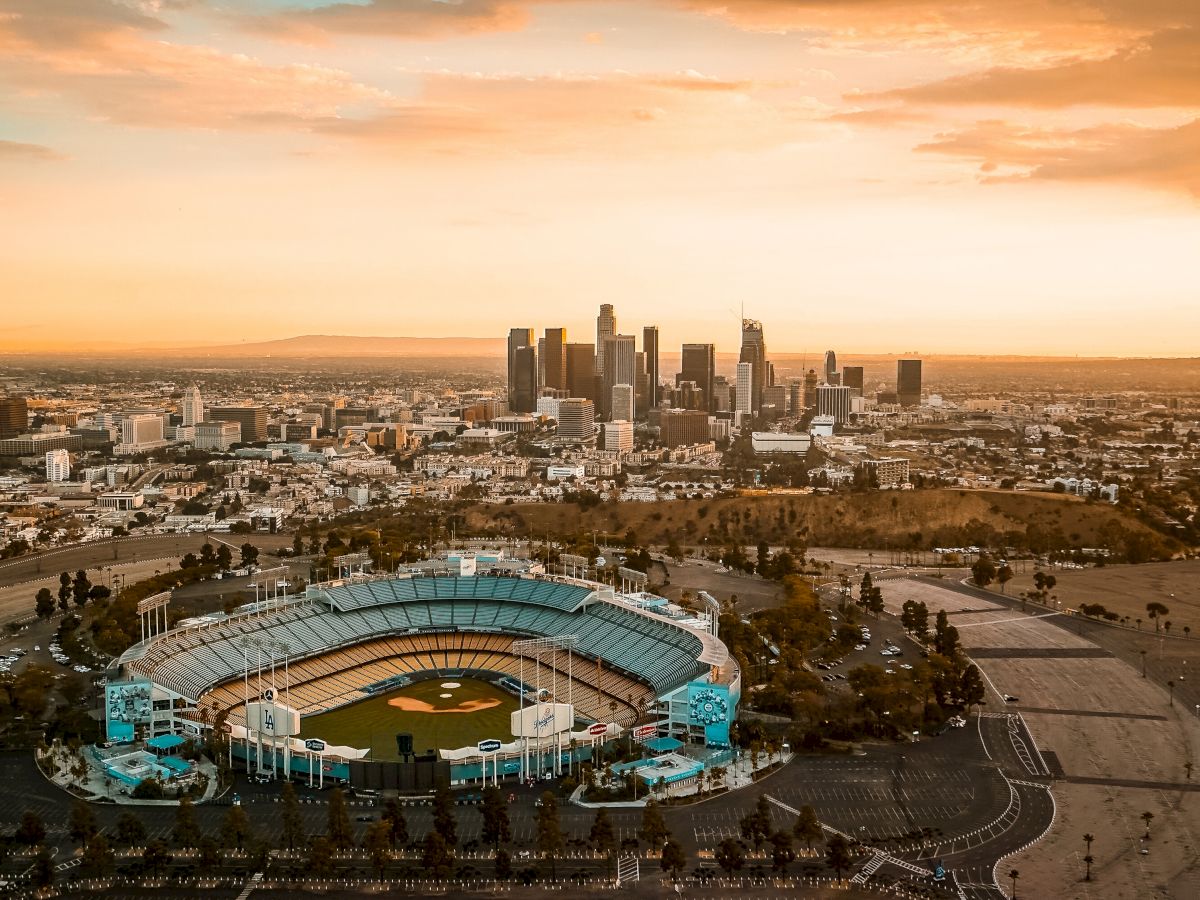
[600,334,636,419]
[507,328,536,412]
[209,406,268,442]
[195,421,241,451]
[816,384,853,424]
[739,319,767,413]
[735,361,753,414]
[565,343,596,400]
[823,350,837,383]
[0,396,28,439]
[120,413,166,448]
[543,328,567,392]
[595,304,616,376]
[787,381,803,415]
[803,369,819,409]
[661,409,710,448]
[842,366,865,397]
[601,420,633,453]
[678,343,715,412]
[762,384,787,419]
[897,359,923,407]
[642,326,660,409]
[45,448,71,483]
[712,376,732,413]
[181,385,204,427]
[556,398,595,443]
[510,346,538,414]
[610,384,635,423]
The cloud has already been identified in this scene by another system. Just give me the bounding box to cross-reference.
[0,0,168,50]
[0,139,64,161]
[917,117,1200,197]
[879,27,1200,108]
[239,0,533,43]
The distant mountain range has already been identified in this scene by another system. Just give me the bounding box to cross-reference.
[176,334,508,358]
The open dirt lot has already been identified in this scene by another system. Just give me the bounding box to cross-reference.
[877,575,1003,617]
[953,612,1095,651]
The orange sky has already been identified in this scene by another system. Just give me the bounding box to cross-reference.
[1,0,1197,355]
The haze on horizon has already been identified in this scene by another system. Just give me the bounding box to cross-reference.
[1,0,1198,356]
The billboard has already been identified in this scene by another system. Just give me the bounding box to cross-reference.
[106,680,154,742]
[510,703,573,738]
[245,701,300,738]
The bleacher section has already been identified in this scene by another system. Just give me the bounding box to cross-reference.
[123,576,709,711]
[198,632,654,730]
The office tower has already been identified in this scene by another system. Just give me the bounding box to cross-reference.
[673,381,705,411]
[0,396,28,439]
[739,319,767,413]
[543,328,567,392]
[897,359,923,407]
[209,406,268,442]
[842,366,865,397]
[762,384,787,418]
[678,343,716,412]
[610,384,635,423]
[712,376,732,413]
[816,384,853,424]
[803,369,819,409]
[507,328,535,410]
[661,409,710,448]
[565,343,596,400]
[510,345,538,413]
[537,336,545,389]
[642,326,660,408]
[556,398,595,443]
[121,413,165,448]
[787,381,803,415]
[181,385,204,427]
[823,350,837,383]
[595,304,616,376]
[600,334,636,419]
[601,420,633,453]
[195,421,241,451]
[45,448,70,483]
[735,362,753,414]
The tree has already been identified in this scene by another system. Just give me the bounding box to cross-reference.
[281,782,305,851]
[431,784,457,846]
[116,811,147,847]
[639,798,669,850]
[971,554,997,587]
[306,836,335,878]
[1082,832,1094,880]
[382,798,409,849]
[997,564,1014,594]
[221,804,252,850]
[495,848,513,880]
[16,810,46,846]
[171,795,201,847]
[35,587,56,619]
[1141,811,1154,838]
[793,805,823,853]
[58,572,72,610]
[771,829,796,873]
[217,544,233,570]
[661,839,687,881]
[826,833,852,882]
[1084,853,1094,882]
[960,665,986,711]
[536,790,564,878]
[143,839,172,877]
[68,798,97,844]
[714,837,744,876]
[480,786,511,850]
[293,533,305,556]
[180,552,200,570]
[1146,602,1169,632]
[88,584,111,602]
[365,820,392,879]
[240,542,259,567]
[200,543,217,566]
[31,848,54,889]
[739,794,773,852]
[327,788,353,850]
[80,832,115,877]
[1008,868,1020,898]
[421,831,454,879]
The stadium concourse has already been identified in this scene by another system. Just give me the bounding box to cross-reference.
[113,556,740,787]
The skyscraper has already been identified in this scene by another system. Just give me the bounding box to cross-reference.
[897,359,923,407]
[507,327,535,410]
[600,334,636,419]
[543,328,567,392]
[735,362,753,415]
[556,398,595,443]
[510,345,538,413]
[816,384,853,424]
[642,326,660,409]
[45,448,71,483]
[610,384,635,423]
[595,304,616,377]
[678,343,715,412]
[823,350,837,383]
[803,369,819,409]
[181,384,204,427]
[739,319,767,413]
[565,343,596,400]
[842,366,865,397]
[0,396,28,439]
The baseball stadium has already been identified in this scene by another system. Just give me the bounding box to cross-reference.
[112,553,740,788]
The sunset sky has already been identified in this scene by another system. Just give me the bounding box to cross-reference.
[1,0,1197,355]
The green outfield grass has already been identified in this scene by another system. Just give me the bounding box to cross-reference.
[298,678,519,760]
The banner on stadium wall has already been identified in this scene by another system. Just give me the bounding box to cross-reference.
[510,703,573,738]
[105,680,154,742]
[245,701,300,738]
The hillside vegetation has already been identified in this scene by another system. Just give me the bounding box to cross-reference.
[461,489,1177,562]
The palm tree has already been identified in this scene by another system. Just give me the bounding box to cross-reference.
[1185,625,1191,640]
[1083,833,1094,880]
[1008,868,1020,898]
[1084,854,1094,882]
[1141,811,1154,839]
[1168,680,1176,706]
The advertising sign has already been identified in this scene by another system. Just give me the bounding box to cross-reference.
[587,723,609,737]
[633,724,658,740]
[510,703,574,738]
[477,739,503,753]
[105,680,154,742]
[245,701,300,738]
[304,738,327,752]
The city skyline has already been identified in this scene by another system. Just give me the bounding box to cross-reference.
[2,0,1198,355]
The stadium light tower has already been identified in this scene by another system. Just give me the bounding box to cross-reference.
[512,635,577,780]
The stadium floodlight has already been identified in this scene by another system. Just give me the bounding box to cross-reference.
[512,635,578,781]
[512,635,578,656]
[136,591,171,643]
